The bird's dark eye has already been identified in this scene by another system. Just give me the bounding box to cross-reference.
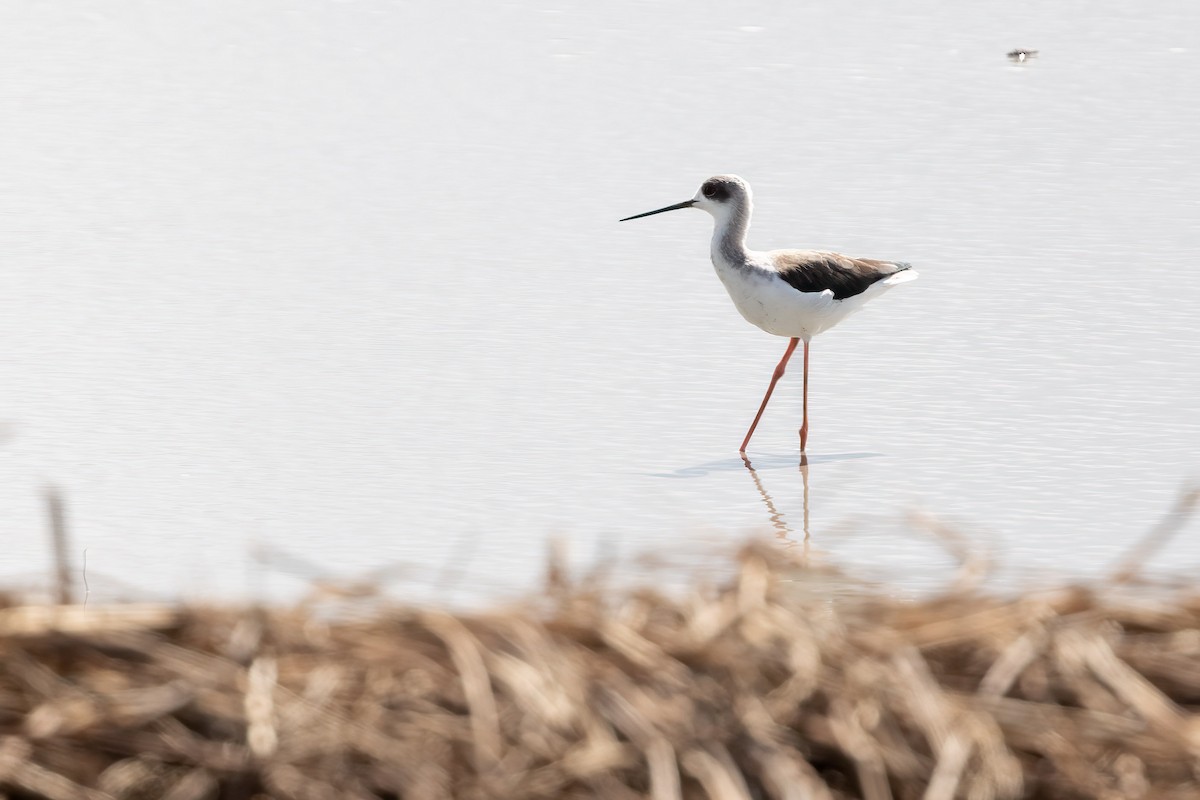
[701,181,718,198]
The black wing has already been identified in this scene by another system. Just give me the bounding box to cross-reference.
[772,250,912,300]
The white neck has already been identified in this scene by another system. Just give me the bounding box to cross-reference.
[709,203,751,268]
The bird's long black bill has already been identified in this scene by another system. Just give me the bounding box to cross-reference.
[619,199,696,222]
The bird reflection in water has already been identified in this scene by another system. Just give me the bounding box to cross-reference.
[741,454,812,560]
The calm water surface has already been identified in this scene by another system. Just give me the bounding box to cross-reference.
[1,1,1197,601]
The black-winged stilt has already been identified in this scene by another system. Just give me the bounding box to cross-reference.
[621,174,918,453]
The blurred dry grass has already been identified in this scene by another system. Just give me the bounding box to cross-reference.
[3,490,1200,800]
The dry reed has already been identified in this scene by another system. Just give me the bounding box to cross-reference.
[3,499,1200,799]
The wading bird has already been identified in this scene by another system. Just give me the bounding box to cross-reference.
[621,175,917,453]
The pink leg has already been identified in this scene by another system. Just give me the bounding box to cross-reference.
[739,338,799,453]
[799,340,810,452]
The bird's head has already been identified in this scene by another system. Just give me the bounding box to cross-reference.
[620,174,752,224]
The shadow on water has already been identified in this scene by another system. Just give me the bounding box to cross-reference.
[645,451,881,479]
[645,452,886,561]
[741,454,815,557]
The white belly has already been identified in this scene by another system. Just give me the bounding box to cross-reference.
[713,261,913,340]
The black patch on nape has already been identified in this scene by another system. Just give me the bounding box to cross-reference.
[777,257,898,300]
[701,180,731,202]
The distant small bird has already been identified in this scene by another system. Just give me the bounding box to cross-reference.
[621,175,917,453]
[1007,49,1038,63]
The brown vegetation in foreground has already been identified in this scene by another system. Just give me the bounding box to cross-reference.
[2,497,1200,800]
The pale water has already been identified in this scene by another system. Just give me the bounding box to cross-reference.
[1,1,1197,602]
